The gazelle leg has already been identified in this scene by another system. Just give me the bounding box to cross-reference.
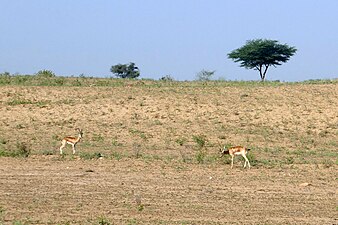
[60,141,66,154]
[242,154,251,169]
[72,144,76,154]
[231,155,234,169]
[243,157,247,168]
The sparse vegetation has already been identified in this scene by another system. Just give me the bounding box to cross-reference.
[0,76,336,224]
[175,137,187,146]
[0,72,336,87]
[0,142,30,158]
[79,152,104,160]
[97,216,113,225]
[0,206,5,224]
[192,135,207,149]
[192,135,208,164]
[159,75,175,81]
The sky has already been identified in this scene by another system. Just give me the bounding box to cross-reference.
[1,0,337,81]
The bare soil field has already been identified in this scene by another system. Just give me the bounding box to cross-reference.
[0,82,337,224]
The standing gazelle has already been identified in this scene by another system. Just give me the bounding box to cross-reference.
[220,146,251,169]
[59,128,83,154]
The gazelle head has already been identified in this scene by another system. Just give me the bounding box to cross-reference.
[76,128,83,137]
[219,146,228,156]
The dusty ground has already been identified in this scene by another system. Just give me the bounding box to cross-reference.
[0,82,337,224]
[0,157,336,225]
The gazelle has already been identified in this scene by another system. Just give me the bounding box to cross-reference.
[59,128,83,154]
[220,146,251,169]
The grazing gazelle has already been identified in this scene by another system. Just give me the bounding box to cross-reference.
[220,146,251,169]
[59,128,83,154]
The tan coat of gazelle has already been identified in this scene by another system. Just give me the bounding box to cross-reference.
[220,146,251,169]
[59,128,83,154]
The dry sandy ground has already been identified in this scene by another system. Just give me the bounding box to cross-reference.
[0,83,337,224]
[0,157,336,224]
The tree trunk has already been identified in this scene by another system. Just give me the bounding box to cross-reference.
[259,64,269,82]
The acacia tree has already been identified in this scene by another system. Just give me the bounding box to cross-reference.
[195,69,215,81]
[110,62,140,78]
[228,39,297,81]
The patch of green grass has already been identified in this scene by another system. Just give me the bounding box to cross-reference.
[126,218,138,225]
[97,216,113,225]
[245,152,258,166]
[255,158,278,168]
[79,152,104,160]
[0,142,31,158]
[284,156,295,164]
[7,99,34,106]
[192,135,207,149]
[175,137,187,146]
[7,98,50,107]
[195,149,207,164]
[41,149,55,156]
[322,159,335,168]
[92,133,105,142]
[129,129,148,141]
[111,151,123,160]
[111,137,123,147]
[15,142,30,157]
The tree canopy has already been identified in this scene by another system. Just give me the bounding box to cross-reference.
[110,62,140,79]
[228,39,297,81]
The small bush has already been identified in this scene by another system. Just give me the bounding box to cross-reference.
[0,142,30,158]
[111,151,123,160]
[192,135,207,149]
[159,75,175,81]
[35,70,56,78]
[195,149,206,164]
[92,134,104,142]
[79,152,104,160]
[111,137,123,147]
[0,72,11,85]
[54,77,65,86]
[0,149,9,157]
[137,204,144,212]
[15,142,30,157]
[175,137,187,146]
[97,216,112,225]
[41,149,54,156]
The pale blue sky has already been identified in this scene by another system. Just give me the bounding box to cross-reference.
[1,0,337,81]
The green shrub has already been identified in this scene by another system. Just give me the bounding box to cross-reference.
[159,75,175,81]
[35,69,56,78]
[175,137,187,146]
[192,135,207,149]
[79,152,104,160]
[195,149,206,164]
[97,216,112,225]
[0,142,30,158]
[15,142,30,157]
